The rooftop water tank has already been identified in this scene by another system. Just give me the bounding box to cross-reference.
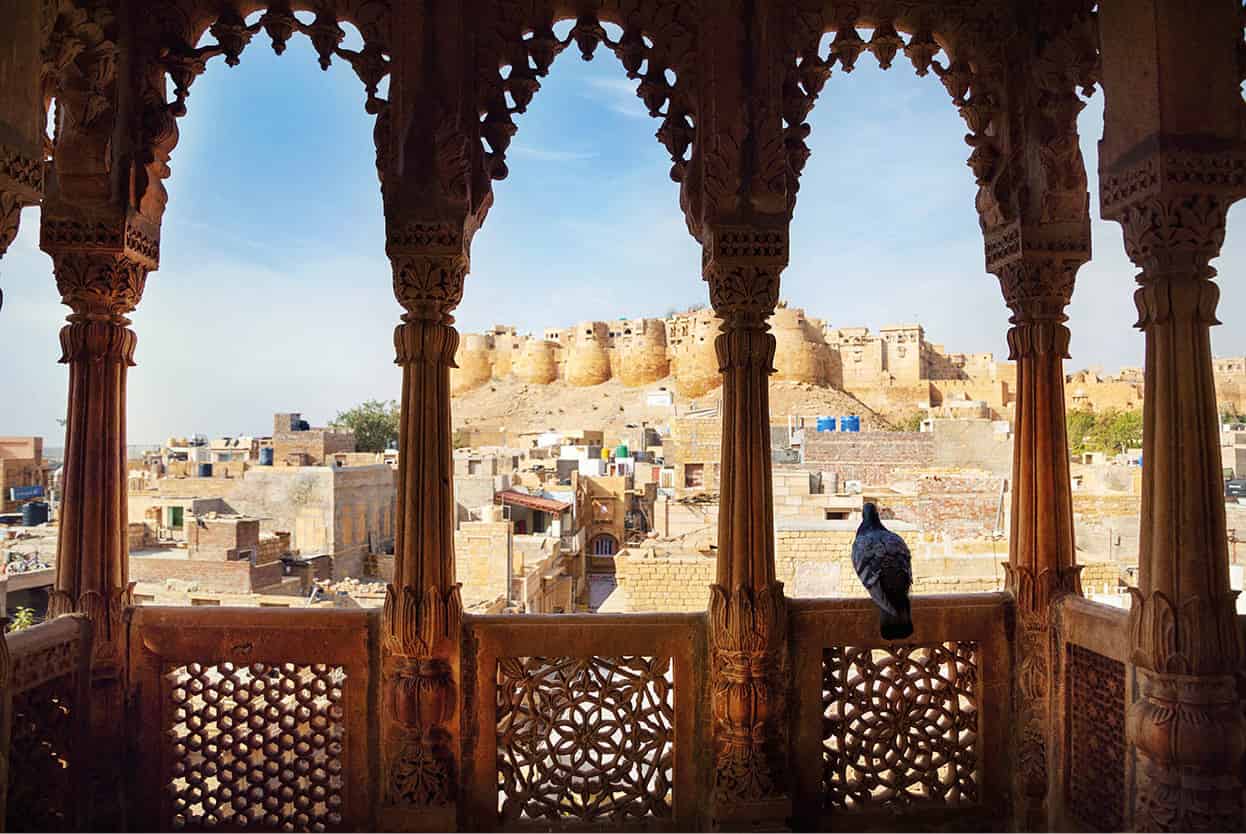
[259,447,274,466]
[816,416,836,432]
[615,444,630,459]
[198,462,214,477]
[841,415,861,433]
[21,501,49,527]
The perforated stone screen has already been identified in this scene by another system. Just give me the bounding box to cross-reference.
[821,642,979,811]
[166,662,347,831]
[1067,644,1126,832]
[495,655,674,824]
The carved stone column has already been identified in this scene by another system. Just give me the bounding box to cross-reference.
[704,225,790,825]
[43,231,153,671]
[996,252,1085,829]
[1112,194,1244,831]
[380,221,465,830]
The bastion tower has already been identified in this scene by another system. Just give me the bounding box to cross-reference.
[669,309,722,399]
[616,318,671,387]
[514,338,559,385]
[770,306,827,385]
[450,333,494,394]
[566,320,612,387]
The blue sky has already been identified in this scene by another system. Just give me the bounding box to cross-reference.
[2,33,1244,443]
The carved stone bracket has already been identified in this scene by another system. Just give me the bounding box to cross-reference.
[708,583,789,818]
[42,213,160,273]
[1118,193,1228,278]
[1102,146,1246,221]
[1127,589,1241,677]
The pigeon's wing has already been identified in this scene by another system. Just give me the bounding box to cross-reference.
[851,531,884,589]
[877,530,913,607]
[853,530,912,617]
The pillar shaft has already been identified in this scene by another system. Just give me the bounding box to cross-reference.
[46,250,146,669]
[703,226,789,825]
[997,256,1084,830]
[380,222,466,828]
[1114,194,1244,831]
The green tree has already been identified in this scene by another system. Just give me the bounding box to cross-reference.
[1089,409,1143,455]
[893,410,925,433]
[6,606,36,632]
[1066,408,1097,455]
[332,399,400,452]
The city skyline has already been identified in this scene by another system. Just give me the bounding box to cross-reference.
[2,28,1245,443]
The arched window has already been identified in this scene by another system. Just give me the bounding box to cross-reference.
[591,534,618,556]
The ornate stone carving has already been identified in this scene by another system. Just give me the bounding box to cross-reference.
[1127,589,1241,677]
[165,661,348,829]
[53,251,148,319]
[782,6,1013,225]
[1003,565,1083,626]
[1067,645,1126,833]
[1130,670,1245,832]
[1102,150,1246,218]
[476,5,697,187]
[708,583,788,806]
[382,585,462,660]
[1,145,44,195]
[391,255,468,325]
[496,656,675,824]
[821,642,980,811]
[7,671,81,830]
[385,650,457,807]
[0,191,23,263]
[1119,193,1228,276]
[47,585,133,669]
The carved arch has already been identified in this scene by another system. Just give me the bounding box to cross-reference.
[782,1,1017,228]
[475,1,700,196]
[128,1,394,229]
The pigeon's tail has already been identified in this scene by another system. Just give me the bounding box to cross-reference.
[880,604,913,640]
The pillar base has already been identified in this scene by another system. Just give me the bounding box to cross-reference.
[1129,669,1244,831]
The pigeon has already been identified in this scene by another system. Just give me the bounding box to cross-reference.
[851,502,913,640]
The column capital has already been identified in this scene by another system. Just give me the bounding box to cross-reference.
[702,226,787,328]
[387,220,469,324]
[1118,192,1229,280]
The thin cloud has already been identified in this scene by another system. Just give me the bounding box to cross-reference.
[582,77,648,118]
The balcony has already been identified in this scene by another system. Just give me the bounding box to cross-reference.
[5,591,1220,832]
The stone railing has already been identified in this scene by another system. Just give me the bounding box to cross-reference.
[32,595,1025,831]
[1,614,93,831]
[462,612,707,830]
[788,593,1013,831]
[126,606,374,831]
[1053,596,1130,833]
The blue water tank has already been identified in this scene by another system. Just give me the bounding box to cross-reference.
[816,416,836,432]
[841,415,861,433]
[21,501,49,527]
[259,447,274,466]
[198,462,213,477]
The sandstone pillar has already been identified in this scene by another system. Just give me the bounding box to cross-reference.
[997,255,1084,829]
[704,225,789,825]
[1116,194,1243,830]
[44,243,150,669]
[1095,0,1246,827]
[380,221,466,831]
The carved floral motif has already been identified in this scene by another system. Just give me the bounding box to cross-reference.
[709,583,787,806]
[47,584,133,668]
[821,642,979,811]
[1119,194,1229,276]
[1067,645,1125,833]
[496,655,674,824]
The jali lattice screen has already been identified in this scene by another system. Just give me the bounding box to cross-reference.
[165,662,347,832]
[496,655,674,824]
[822,642,979,811]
